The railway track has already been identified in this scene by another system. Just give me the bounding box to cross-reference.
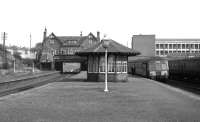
[160,79,200,95]
[130,74,200,95]
[0,71,69,97]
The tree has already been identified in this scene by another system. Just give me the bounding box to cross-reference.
[31,42,43,52]
[13,51,22,60]
[31,42,43,66]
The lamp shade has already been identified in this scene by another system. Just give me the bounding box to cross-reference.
[102,39,110,49]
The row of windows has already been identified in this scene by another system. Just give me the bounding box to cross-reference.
[63,40,78,45]
[48,48,79,55]
[88,55,127,73]
[156,44,200,49]
[156,50,200,56]
[48,39,78,45]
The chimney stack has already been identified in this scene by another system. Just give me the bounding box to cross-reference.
[43,27,47,41]
[97,31,100,41]
[80,31,83,37]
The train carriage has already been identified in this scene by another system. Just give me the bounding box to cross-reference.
[168,57,200,80]
[128,57,169,80]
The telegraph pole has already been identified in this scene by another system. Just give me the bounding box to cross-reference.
[30,33,34,72]
[1,32,8,69]
[30,33,32,51]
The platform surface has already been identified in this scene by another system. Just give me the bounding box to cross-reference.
[0,76,200,122]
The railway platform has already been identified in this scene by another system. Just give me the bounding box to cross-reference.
[0,75,200,122]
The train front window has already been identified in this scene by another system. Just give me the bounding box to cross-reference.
[155,64,161,70]
[161,64,167,70]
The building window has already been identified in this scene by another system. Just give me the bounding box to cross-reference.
[186,44,190,49]
[94,56,99,72]
[173,44,177,49]
[116,60,121,72]
[88,55,94,72]
[169,44,172,49]
[178,44,181,49]
[182,44,185,49]
[160,51,164,55]
[121,61,127,73]
[89,39,92,45]
[165,51,168,55]
[49,39,54,44]
[99,56,105,72]
[108,55,115,72]
[164,44,168,49]
[169,51,172,54]
[116,56,127,73]
[191,44,194,49]
[156,51,159,55]
[55,50,59,55]
[61,50,64,55]
[195,44,198,49]
[51,50,54,55]
[160,44,164,49]
[156,44,159,49]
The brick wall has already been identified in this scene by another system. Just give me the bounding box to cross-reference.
[88,73,128,82]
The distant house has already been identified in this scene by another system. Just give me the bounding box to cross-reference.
[40,28,100,71]
[7,46,36,59]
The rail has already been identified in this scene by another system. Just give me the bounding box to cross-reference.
[0,71,61,96]
[1,71,59,84]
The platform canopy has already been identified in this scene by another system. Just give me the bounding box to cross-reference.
[76,39,140,56]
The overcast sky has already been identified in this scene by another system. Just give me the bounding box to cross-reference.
[1,0,200,48]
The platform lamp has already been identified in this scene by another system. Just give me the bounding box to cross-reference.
[102,39,110,92]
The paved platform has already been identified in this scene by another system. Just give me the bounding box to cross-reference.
[0,76,200,122]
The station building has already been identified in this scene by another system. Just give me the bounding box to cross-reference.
[77,39,139,82]
[40,28,100,71]
[132,35,200,57]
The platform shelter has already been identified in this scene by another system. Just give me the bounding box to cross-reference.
[76,39,140,82]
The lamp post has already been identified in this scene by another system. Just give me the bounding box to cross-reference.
[102,40,109,92]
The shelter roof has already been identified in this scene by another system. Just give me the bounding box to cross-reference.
[76,39,140,56]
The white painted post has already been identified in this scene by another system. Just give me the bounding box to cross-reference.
[104,47,108,92]
[32,62,35,73]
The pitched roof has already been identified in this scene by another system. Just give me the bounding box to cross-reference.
[57,36,85,45]
[55,32,98,46]
[76,39,140,56]
[57,36,82,42]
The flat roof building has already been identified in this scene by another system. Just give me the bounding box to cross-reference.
[132,35,200,57]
